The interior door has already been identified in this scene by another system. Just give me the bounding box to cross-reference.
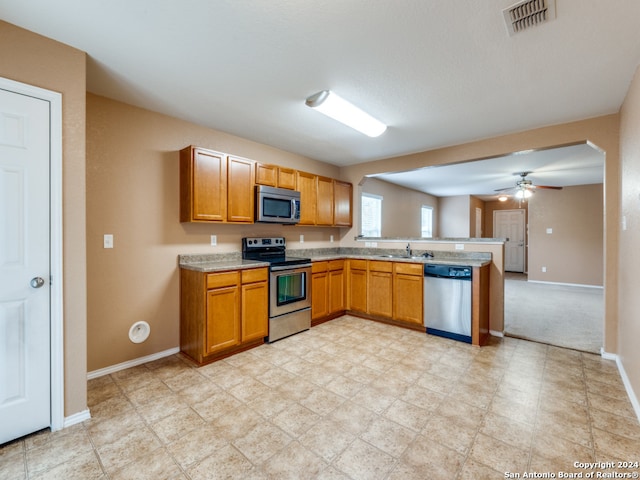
[0,87,51,443]
[494,209,525,272]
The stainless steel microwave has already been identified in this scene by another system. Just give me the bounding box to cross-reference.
[255,185,301,224]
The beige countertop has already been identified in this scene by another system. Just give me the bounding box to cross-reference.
[179,248,491,272]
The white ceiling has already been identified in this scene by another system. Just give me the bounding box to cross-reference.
[371,143,604,199]
[1,1,639,168]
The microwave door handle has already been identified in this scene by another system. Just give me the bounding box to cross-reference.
[291,199,298,219]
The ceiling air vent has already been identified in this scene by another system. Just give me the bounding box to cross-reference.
[503,0,556,36]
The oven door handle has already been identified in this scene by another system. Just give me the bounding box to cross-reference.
[270,263,312,271]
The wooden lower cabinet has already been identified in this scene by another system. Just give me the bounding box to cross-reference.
[241,268,269,342]
[367,261,393,318]
[393,263,423,325]
[206,282,240,354]
[180,267,268,365]
[347,260,367,313]
[312,260,345,324]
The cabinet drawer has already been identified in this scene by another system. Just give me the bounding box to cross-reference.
[349,259,367,271]
[242,267,268,284]
[207,271,240,289]
[394,263,423,276]
[368,260,393,273]
[312,261,328,273]
[328,259,344,271]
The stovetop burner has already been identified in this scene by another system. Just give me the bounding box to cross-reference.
[242,237,311,267]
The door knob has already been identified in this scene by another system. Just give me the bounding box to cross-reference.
[30,277,45,289]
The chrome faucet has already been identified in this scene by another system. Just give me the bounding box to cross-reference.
[406,243,412,257]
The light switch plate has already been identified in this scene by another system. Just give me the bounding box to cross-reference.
[104,234,113,249]
[546,228,553,234]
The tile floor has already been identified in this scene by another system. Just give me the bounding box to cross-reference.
[2,315,639,480]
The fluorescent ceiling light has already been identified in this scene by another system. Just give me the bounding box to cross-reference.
[305,90,387,137]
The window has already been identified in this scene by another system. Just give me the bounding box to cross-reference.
[421,205,433,238]
[361,193,382,237]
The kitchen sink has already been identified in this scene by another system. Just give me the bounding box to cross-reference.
[377,254,425,260]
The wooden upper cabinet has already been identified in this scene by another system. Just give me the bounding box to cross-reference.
[180,146,227,222]
[255,163,277,187]
[333,180,353,227]
[227,155,255,223]
[278,167,296,190]
[255,164,297,190]
[316,176,334,226]
[296,171,317,225]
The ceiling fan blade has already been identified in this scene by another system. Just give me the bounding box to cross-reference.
[494,186,516,192]
[532,185,563,190]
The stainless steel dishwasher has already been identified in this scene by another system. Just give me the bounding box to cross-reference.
[423,264,472,343]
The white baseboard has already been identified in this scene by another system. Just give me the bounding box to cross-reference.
[61,409,91,430]
[489,330,504,337]
[528,279,603,289]
[599,350,640,424]
[87,347,180,380]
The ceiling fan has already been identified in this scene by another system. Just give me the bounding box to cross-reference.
[495,171,563,199]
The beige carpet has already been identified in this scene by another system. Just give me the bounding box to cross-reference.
[504,274,603,353]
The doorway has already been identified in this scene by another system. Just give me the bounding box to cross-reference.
[494,209,526,272]
[0,77,64,443]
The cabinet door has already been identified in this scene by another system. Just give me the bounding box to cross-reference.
[316,176,334,226]
[348,266,367,313]
[241,281,268,342]
[227,155,255,223]
[206,285,240,355]
[296,171,317,225]
[329,268,345,314]
[333,180,352,227]
[368,271,393,318]
[255,163,277,187]
[277,167,296,190]
[312,271,329,320]
[180,146,227,222]
[393,273,423,324]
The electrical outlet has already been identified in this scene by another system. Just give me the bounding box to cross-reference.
[546,228,553,234]
[542,266,547,273]
[210,235,217,246]
[455,244,464,250]
[299,234,304,243]
[103,234,113,249]
[330,235,334,243]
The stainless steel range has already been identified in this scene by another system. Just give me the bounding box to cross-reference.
[242,237,311,342]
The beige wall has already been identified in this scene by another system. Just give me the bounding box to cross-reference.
[618,65,640,410]
[340,114,620,353]
[439,196,471,237]
[0,21,87,417]
[86,94,343,371]
[528,184,604,286]
[360,177,439,237]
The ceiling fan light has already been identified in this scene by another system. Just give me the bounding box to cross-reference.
[515,189,532,199]
[305,90,387,137]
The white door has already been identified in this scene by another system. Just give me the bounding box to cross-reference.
[494,209,525,272]
[0,87,51,443]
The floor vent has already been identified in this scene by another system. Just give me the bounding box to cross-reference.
[503,0,556,36]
